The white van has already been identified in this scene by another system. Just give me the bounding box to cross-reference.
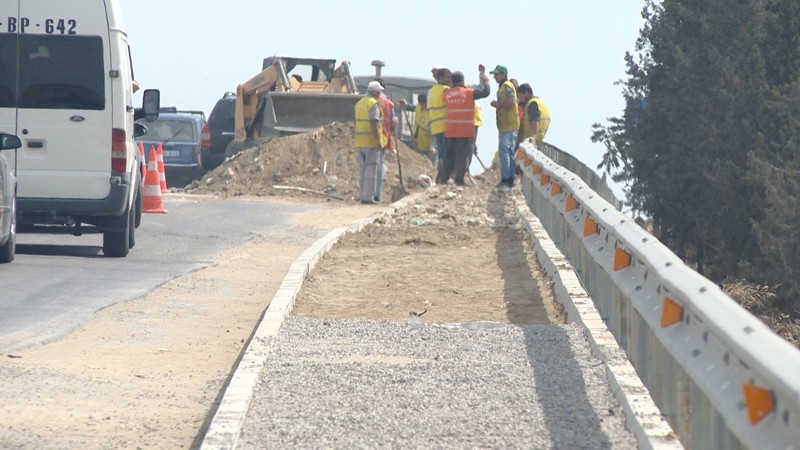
[0,0,159,257]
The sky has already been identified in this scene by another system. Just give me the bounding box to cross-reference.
[121,1,645,197]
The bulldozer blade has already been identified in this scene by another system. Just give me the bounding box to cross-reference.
[260,92,362,136]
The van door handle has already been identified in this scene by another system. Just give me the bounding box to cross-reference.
[27,140,45,148]
[127,105,134,112]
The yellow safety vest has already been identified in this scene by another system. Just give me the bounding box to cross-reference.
[474,104,483,127]
[415,104,431,151]
[520,97,551,145]
[427,83,448,135]
[354,96,386,148]
[532,97,550,144]
[496,80,520,133]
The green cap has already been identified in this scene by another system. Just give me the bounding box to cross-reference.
[489,65,508,75]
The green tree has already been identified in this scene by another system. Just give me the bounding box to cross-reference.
[595,0,771,277]
[749,0,800,308]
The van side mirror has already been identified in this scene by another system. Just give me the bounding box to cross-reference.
[141,89,160,122]
[133,122,148,139]
[0,133,22,150]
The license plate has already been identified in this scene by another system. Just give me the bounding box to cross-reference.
[164,150,180,158]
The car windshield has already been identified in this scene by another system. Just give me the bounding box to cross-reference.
[0,34,105,110]
[144,119,196,143]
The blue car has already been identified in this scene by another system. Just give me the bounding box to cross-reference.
[136,109,206,187]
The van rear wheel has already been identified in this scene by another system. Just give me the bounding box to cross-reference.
[128,201,136,249]
[103,206,132,257]
[134,185,143,229]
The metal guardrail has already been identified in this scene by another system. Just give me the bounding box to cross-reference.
[516,140,800,450]
[538,142,623,210]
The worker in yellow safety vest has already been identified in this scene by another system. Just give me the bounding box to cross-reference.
[516,82,551,148]
[470,102,483,168]
[426,68,452,171]
[354,81,388,204]
[413,93,432,155]
[489,64,520,190]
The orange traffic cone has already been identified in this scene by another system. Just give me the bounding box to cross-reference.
[156,142,168,193]
[137,141,146,179]
[142,148,168,214]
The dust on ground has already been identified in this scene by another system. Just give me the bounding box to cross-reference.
[2,121,792,449]
[293,184,563,325]
[185,121,438,203]
[0,123,563,449]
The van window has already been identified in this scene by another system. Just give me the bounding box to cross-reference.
[0,35,17,108]
[0,34,105,110]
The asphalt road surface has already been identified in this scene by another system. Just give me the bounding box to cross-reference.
[0,195,318,354]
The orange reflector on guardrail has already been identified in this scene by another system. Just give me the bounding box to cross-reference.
[524,156,532,168]
[614,247,631,271]
[743,384,775,425]
[540,173,550,186]
[584,217,598,237]
[566,194,578,212]
[533,165,542,175]
[552,182,562,196]
[660,297,683,327]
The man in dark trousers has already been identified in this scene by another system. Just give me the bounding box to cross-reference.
[438,68,490,185]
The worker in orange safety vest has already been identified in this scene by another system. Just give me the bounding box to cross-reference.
[439,68,490,185]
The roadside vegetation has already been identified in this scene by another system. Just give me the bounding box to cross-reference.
[592,0,800,342]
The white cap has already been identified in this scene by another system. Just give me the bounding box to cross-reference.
[367,81,383,92]
[431,65,445,71]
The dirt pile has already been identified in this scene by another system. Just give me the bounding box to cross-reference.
[186,122,442,202]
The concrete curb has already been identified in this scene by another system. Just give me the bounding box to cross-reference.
[200,193,423,450]
[514,198,682,450]
[201,190,680,449]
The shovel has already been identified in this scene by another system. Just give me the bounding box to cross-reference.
[390,129,408,202]
[474,151,489,172]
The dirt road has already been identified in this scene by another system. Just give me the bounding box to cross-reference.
[0,178,559,449]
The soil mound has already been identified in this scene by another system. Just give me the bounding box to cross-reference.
[186,122,446,202]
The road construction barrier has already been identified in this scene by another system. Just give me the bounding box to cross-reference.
[137,141,146,179]
[516,139,800,450]
[156,142,168,193]
[142,147,167,214]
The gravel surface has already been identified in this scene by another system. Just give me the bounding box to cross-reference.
[237,317,638,449]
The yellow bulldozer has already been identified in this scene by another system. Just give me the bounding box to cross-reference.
[233,56,361,144]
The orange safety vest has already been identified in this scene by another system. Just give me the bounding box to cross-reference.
[444,86,476,138]
[379,94,395,148]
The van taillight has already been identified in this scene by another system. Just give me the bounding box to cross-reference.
[112,128,128,173]
[200,124,211,148]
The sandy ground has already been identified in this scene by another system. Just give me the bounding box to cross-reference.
[293,193,562,325]
[0,199,379,450]
[0,176,561,449]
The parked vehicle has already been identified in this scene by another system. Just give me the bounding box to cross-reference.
[0,133,22,263]
[0,0,160,257]
[199,92,236,171]
[136,109,206,186]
